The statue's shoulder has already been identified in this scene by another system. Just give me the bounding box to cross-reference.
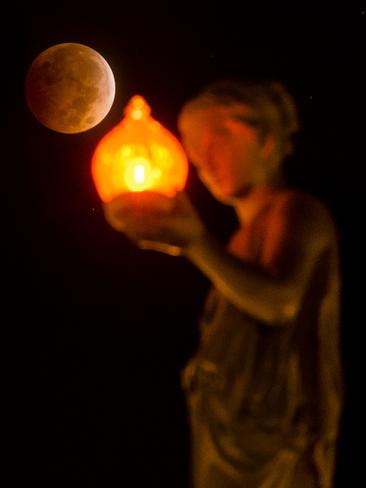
[270,188,338,244]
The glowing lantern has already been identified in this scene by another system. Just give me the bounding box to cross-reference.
[91,95,189,202]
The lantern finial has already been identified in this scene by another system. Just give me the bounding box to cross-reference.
[125,95,151,120]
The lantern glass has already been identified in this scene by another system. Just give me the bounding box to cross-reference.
[92,95,189,202]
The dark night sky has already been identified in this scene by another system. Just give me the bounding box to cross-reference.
[7,5,364,487]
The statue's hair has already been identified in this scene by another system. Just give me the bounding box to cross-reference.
[179,79,300,159]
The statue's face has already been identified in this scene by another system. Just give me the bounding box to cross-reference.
[179,103,272,203]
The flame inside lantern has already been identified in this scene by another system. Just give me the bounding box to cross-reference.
[91,95,189,202]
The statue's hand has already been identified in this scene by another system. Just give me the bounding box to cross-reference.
[103,191,206,256]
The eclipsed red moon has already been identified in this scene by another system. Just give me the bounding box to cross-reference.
[25,43,115,133]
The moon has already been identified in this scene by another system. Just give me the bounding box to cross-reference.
[25,43,115,133]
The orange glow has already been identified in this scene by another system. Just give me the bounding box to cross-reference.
[91,95,189,202]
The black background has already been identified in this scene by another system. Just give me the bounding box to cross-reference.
[7,4,363,487]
